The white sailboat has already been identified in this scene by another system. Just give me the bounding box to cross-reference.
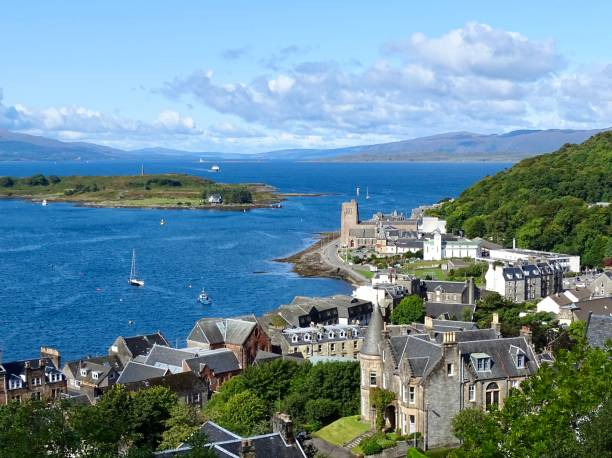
[41,199,48,206]
[365,187,370,200]
[210,165,220,172]
[128,250,145,287]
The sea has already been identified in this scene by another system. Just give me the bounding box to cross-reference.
[0,160,509,361]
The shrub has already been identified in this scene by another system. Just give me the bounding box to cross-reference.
[27,174,49,186]
[48,175,61,184]
[0,176,14,187]
[361,436,383,455]
[304,399,340,426]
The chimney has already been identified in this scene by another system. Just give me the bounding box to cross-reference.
[239,439,256,458]
[272,412,295,444]
[467,277,475,305]
[40,347,61,369]
[491,313,501,334]
[442,332,456,345]
[424,316,435,339]
[520,326,532,345]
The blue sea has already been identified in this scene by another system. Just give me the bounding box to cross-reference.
[0,160,509,361]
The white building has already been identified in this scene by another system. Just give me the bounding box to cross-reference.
[419,216,447,234]
[486,248,580,274]
[423,230,481,261]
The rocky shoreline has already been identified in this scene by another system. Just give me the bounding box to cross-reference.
[274,232,360,285]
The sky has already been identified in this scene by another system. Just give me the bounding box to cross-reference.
[1,1,611,153]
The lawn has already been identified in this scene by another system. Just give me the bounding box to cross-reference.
[313,415,371,446]
[401,267,448,280]
[355,269,374,279]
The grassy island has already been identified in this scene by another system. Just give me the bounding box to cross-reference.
[0,173,281,209]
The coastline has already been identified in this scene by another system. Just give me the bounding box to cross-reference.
[275,232,367,286]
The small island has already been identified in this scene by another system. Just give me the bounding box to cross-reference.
[0,173,282,210]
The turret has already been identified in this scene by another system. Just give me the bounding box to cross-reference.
[359,305,384,425]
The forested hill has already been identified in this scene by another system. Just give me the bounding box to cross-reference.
[430,132,612,267]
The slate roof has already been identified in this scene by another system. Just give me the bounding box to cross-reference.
[361,305,383,356]
[116,361,168,384]
[572,297,612,321]
[183,349,241,374]
[349,227,376,238]
[122,332,170,358]
[64,355,123,386]
[395,239,424,249]
[425,302,475,321]
[282,325,366,345]
[252,350,306,365]
[154,421,306,457]
[188,315,257,346]
[458,337,538,381]
[1,357,64,383]
[422,280,467,294]
[143,345,199,373]
[122,371,208,394]
[585,313,612,348]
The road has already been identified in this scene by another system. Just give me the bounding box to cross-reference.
[319,237,370,285]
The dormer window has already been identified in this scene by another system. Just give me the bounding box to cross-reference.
[353,329,359,336]
[304,333,311,341]
[80,369,87,377]
[328,331,335,339]
[9,379,22,390]
[339,330,346,338]
[516,354,526,369]
[92,372,99,380]
[291,335,299,343]
[473,353,491,371]
[317,332,323,340]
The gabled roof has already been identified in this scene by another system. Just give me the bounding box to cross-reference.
[422,280,467,294]
[143,345,199,373]
[585,313,612,348]
[572,297,612,321]
[188,316,257,346]
[64,355,123,386]
[120,332,170,358]
[1,357,62,378]
[184,349,241,374]
[116,361,168,384]
[425,302,475,321]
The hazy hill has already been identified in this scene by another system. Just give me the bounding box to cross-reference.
[429,132,612,266]
[0,127,610,162]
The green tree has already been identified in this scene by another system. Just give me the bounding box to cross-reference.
[391,295,424,324]
[450,408,503,458]
[130,386,179,450]
[214,390,268,436]
[0,176,14,187]
[159,403,204,451]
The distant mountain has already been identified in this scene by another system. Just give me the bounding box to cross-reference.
[259,128,611,162]
[0,129,123,161]
[1,127,610,162]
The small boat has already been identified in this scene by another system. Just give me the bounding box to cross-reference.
[160,218,165,226]
[128,249,145,287]
[42,199,48,206]
[210,165,220,172]
[198,289,212,305]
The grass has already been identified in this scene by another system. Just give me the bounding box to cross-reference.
[312,415,370,446]
[355,269,375,279]
[425,447,456,457]
[0,173,279,208]
[401,267,448,280]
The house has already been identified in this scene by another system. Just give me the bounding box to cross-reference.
[63,354,123,403]
[275,295,373,328]
[423,230,481,261]
[0,347,66,404]
[419,278,479,305]
[537,293,612,325]
[588,271,612,297]
[155,415,306,457]
[108,332,170,366]
[121,371,208,407]
[485,261,563,302]
[485,247,580,273]
[280,324,367,360]
[186,315,271,368]
[585,313,612,348]
[207,194,223,205]
[359,306,538,449]
[424,303,476,322]
[418,216,447,234]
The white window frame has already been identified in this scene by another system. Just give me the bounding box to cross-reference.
[80,368,87,377]
[516,354,525,369]
[447,363,454,376]
[409,386,415,404]
[468,384,476,401]
[369,371,377,386]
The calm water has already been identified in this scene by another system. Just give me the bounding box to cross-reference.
[0,161,509,360]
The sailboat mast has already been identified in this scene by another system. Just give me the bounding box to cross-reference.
[131,250,137,279]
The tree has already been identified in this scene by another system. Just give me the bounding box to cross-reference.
[0,176,14,187]
[449,343,612,457]
[214,390,268,436]
[391,295,424,325]
[159,403,204,451]
[130,386,179,450]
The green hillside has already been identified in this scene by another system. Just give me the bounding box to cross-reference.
[429,132,612,267]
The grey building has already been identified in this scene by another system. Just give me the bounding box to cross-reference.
[588,271,612,297]
[108,332,170,367]
[63,354,123,403]
[420,278,479,305]
[486,261,563,302]
[275,295,373,328]
[359,307,539,449]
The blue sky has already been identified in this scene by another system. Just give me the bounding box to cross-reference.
[1,1,611,152]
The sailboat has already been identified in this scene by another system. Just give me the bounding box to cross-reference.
[128,250,145,287]
[365,187,370,200]
[41,199,48,206]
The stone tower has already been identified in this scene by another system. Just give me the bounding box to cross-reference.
[359,304,384,424]
[341,200,359,247]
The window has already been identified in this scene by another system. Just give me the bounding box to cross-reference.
[516,354,526,369]
[485,382,500,408]
[409,415,416,434]
[92,372,99,380]
[476,358,491,371]
[304,333,311,341]
[330,343,336,352]
[31,377,42,386]
[30,392,41,401]
[369,371,377,386]
[354,340,358,349]
[409,386,416,404]
[9,379,21,390]
[317,333,323,340]
[339,330,346,338]
[341,342,346,350]
[328,331,335,339]
[80,368,87,377]
[468,384,476,402]
[317,344,322,352]
[291,335,298,343]
[447,363,454,376]
[511,380,519,389]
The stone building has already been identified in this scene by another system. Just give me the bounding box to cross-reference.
[486,261,563,302]
[63,354,123,403]
[186,315,271,368]
[419,278,479,305]
[109,332,170,367]
[274,295,373,328]
[359,307,539,449]
[423,230,481,261]
[588,271,612,297]
[0,347,66,404]
[280,324,367,359]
